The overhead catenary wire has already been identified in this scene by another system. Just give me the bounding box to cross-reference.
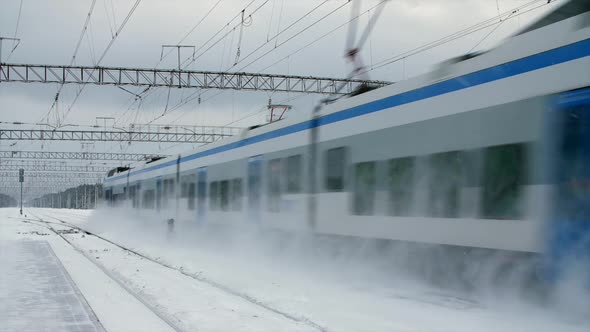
[6,0,24,62]
[59,0,143,125]
[41,0,97,125]
[86,16,98,65]
[156,0,223,69]
[358,0,554,76]
[234,0,352,72]
[132,0,345,129]
[103,0,116,38]
[258,0,385,73]
[229,0,330,70]
[154,0,353,126]
[467,12,512,54]
[168,0,332,122]
[274,0,286,47]
[119,0,257,130]
[180,0,271,70]
[139,0,273,126]
[172,0,259,70]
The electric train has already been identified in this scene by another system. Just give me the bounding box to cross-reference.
[104,1,590,281]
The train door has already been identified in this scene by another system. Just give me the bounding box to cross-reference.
[248,156,263,221]
[156,177,162,212]
[547,87,590,282]
[196,167,207,221]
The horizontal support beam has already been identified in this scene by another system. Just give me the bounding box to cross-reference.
[0,171,103,179]
[0,127,239,143]
[0,183,92,189]
[0,183,97,189]
[0,62,391,95]
[0,164,110,173]
[0,150,166,161]
[0,177,101,183]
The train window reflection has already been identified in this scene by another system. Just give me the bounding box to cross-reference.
[180,176,190,198]
[231,179,243,211]
[188,182,196,210]
[142,189,155,209]
[210,181,219,211]
[220,180,230,211]
[481,143,528,219]
[286,155,302,193]
[268,158,282,212]
[388,157,414,216]
[325,147,347,192]
[353,162,376,215]
[428,151,464,218]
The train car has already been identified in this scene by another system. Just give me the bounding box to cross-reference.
[104,1,590,278]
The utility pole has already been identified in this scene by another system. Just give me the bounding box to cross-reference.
[18,168,24,215]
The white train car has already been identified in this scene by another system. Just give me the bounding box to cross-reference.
[104,1,590,255]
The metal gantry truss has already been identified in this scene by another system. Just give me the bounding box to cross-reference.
[0,150,166,161]
[0,181,97,189]
[0,125,241,143]
[0,164,110,173]
[0,171,103,180]
[0,62,392,95]
[1,177,100,184]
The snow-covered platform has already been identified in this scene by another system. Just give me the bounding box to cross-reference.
[0,240,104,332]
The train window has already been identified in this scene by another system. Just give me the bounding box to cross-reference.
[286,155,302,193]
[209,181,219,210]
[220,180,230,211]
[162,179,172,208]
[197,171,207,204]
[428,151,464,218]
[182,175,195,199]
[129,185,137,208]
[325,147,348,191]
[248,157,263,211]
[353,162,376,215]
[188,182,196,210]
[388,157,415,216]
[143,189,155,209]
[181,177,189,198]
[168,179,175,198]
[480,143,528,219]
[156,181,162,210]
[268,158,282,212]
[231,179,242,211]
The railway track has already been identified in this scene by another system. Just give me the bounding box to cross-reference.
[21,211,329,332]
[23,211,187,332]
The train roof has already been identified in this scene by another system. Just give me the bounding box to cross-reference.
[517,0,590,36]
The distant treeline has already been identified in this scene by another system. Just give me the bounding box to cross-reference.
[0,194,17,208]
[31,184,103,209]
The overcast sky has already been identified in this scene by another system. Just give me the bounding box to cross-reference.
[0,0,559,160]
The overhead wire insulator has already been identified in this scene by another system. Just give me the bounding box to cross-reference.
[234,10,253,66]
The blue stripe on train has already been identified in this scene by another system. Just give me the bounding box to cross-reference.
[105,38,590,184]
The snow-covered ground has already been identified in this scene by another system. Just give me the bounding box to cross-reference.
[2,207,589,332]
